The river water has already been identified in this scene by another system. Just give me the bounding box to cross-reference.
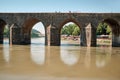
[0,38,120,80]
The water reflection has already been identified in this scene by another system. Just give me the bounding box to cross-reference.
[0,43,120,79]
[3,39,10,63]
[31,38,45,45]
[96,47,112,68]
[60,46,80,66]
[84,47,91,68]
[3,45,10,63]
[30,45,45,65]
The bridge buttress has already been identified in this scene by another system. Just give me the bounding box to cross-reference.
[12,26,22,44]
[91,24,97,47]
[80,27,87,46]
[50,26,60,46]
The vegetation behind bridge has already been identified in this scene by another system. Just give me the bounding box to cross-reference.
[61,23,111,36]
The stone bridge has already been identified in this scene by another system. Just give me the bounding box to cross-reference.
[0,13,120,47]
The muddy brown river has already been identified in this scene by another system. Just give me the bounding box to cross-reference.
[0,38,120,80]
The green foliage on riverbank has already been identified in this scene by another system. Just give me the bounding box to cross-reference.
[61,23,112,36]
[4,26,9,38]
[96,23,112,35]
[61,24,80,36]
[31,29,45,38]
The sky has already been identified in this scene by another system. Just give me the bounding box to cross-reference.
[33,22,45,34]
[0,0,120,13]
[1,0,120,34]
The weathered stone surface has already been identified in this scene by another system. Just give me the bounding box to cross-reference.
[86,23,92,47]
[0,13,120,47]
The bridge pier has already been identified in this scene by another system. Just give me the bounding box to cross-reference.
[12,27,22,44]
[21,33,31,45]
[0,31,3,44]
[7,24,33,45]
[91,25,97,47]
[80,27,87,46]
[81,23,97,47]
[0,20,6,44]
[50,26,60,46]
[46,25,51,46]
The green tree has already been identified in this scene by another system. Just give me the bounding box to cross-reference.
[106,25,112,35]
[72,27,80,36]
[4,25,9,38]
[96,23,112,35]
[61,23,80,36]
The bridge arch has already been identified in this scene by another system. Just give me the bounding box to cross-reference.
[97,18,120,47]
[0,19,7,44]
[102,18,120,36]
[22,18,40,33]
[59,19,81,30]
[22,18,46,45]
[59,19,81,46]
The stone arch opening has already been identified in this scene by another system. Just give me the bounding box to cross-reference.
[96,18,120,47]
[60,20,81,46]
[96,22,112,47]
[22,18,45,45]
[31,22,45,45]
[103,18,120,36]
[0,19,8,44]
